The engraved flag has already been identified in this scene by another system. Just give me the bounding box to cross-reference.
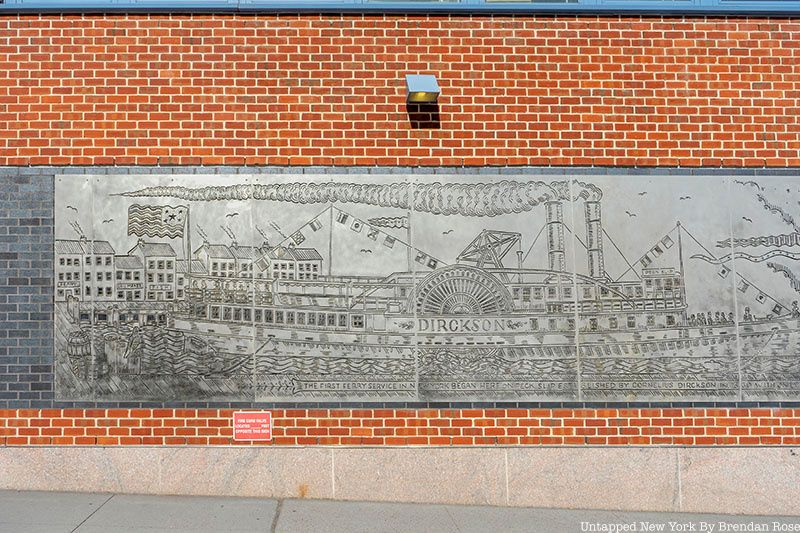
[336,211,349,225]
[309,219,323,232]
[661,235,674,249]
[756,292,767,304]
[367,227,379,241]
[651,244,663,257]
[415,251,427,264]
[383,235,396,248]
[718,265,730,278]
[737,279,750,293]
[427,257,439,269]
[350,219,364,233]
[128,204,187,238]
[291,230,306,246]
[773,304,783,315]
[640,254,652,268]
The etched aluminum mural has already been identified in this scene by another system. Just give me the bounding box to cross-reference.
[54,173,800,402]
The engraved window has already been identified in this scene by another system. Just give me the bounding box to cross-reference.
[134,291,141,299]
[105,256,112,266]
[307,313,316,326]
[297,312,305,325]
[117,291,124,300]
[244,308,252,322]
[327,314,336,326]
[274,311,283,323]
[338,314,347,327]
[234,308,242,321]
[212,262,218,271]
[265,310,274,323]
[635,287,643,297]
[600,287,609,297]
[59,258,65,266]
[609,317,618,329]
[211,306,220,319]
[563,287,572,299]
[286,311,295,325]
[148,261,155,270]
[513,288,521,300]
[59,273,64,281]
[533,287,543,300]
[627,315,636,328]
[567,318,575,330]
[157,261,164,270]
[223,307,232,320]
[96,272,102,282]
[522,288,531,302]
[666,315,675,326]
[106,272,112,281]
[530,318,538,330]
[158,274,164,283]
[97,287,103,296]
[166,261,173,269]
[352,315,364,328]
[86,256,91,265]
[96,257,102,266]
[646,315,655,327]
[583,287,592,299]
[85,272,90,282]
[589,318,598,331]
[167,274,173,283]
[133,272,140,281]
[548,318,556,330]
[547,287,557,299]
[254,309,262,322]
[147,291,155,300]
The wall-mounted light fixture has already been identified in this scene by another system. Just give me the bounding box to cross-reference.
[405,74,440,104]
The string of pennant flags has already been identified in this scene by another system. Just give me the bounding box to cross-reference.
[277,206,446,271]
[680,225,790,315]
[629,223,789,315]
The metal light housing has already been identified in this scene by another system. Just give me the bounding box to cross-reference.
[405,74,440,104]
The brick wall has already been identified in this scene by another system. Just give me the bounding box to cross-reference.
[2,408,799,446]
[0,15,798,167]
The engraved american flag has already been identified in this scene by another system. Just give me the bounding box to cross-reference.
[127,204,188,238]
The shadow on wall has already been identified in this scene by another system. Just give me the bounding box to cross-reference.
[406,103,441,129]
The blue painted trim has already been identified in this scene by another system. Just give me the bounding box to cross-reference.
[1,0,800,15]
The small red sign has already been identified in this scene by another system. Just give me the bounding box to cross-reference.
[233,411,272,441]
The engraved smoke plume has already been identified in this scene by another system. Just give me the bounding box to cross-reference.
[119,180,601,217]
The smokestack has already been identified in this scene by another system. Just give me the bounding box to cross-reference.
[585,200,605,279]
[545,201,566,272]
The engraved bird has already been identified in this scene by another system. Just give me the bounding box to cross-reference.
[102,218,114,224]
[442,229,454,235]
[679,196,692,200]
[624,210,637,217]
[742,216,753,223]
[637,192,647,196]
[360,249,373,254]
[225,212,239,219]
[66,205,78,212]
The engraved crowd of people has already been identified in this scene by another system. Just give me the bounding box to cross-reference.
[687,301,800,326]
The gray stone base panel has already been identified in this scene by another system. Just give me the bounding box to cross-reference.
[1,447,798,515]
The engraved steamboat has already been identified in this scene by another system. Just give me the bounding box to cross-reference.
[168,198,793,366]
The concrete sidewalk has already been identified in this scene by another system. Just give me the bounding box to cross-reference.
[1,490,798,533]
